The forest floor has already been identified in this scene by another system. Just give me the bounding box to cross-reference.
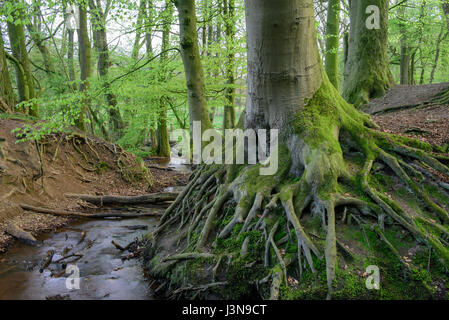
[0,119,188,253]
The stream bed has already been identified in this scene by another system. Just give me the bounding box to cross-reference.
[0,215,159,300]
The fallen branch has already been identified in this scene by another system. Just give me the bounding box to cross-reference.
[20,204,163,219]
[5,224,39,245]
[40,250,55,273]
[64,192,179,206]
[111,240,132,251]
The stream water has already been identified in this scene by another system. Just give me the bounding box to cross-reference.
[0,153,190,300]
[0,216,158,300]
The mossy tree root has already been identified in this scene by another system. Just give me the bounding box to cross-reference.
[150,83,449,299]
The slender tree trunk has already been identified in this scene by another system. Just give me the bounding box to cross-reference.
[145,0,154,57]
[399,3,410,85]
[343,0,394,106]
[7,16,38,116]
[76,6,92,131]
[429,23,447,84]
[132,0,147,60]
[175,0,213,135]
[89,0,124,140]
[0,32,15,111]
[325,0,340,90]
[223,0,236,130]
[156,0,174,158]
[27,8,55,75]
[208,23,221,124]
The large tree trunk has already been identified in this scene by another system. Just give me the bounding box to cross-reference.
[156,0,174,158]
[245,0,322,135]
[175,0,213,135]
[76,6,92,131]
[0,32,15,111]
[148,0,449,301]
[89,0,124,140]
[343,0,394,106]
[325,0,341,90]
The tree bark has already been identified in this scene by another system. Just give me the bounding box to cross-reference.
[76,5,92,131]
[223,0,236,130]
[399,3,410,85]
[132,0,147,60]
[343,0,394,106]
[175,0,213,135]
[0,31,15,111]
[325,0,341,90]
[89,0,124,140]
[156,0,174,158]
[7,11,38,117]
[245,0,322,133]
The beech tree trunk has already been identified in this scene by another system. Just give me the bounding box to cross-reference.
[325,0,341,90]
[343,0,394,106]
[223,0,236,130]
[0,32,15,111]
[156,0,174,158]
[76,6,92,131]
[89,0,124,139]
[245,0,321,133]
[175,0,213,135]
[7,13,38,117]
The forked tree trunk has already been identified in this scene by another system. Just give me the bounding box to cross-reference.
[175,0,213,135]
[0,32,15,111]
[325,0,341,90]
[343,0,393,106]
[132,0,147,60]
[89,0,124,140]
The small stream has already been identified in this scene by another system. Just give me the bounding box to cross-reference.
[0,215,158,300]
[0,153,190,300]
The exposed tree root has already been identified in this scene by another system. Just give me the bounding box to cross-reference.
[148,86,449,300]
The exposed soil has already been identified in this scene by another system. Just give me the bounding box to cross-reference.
[363,82,449,115]
[0,119,187,253]
[372,104,449,149]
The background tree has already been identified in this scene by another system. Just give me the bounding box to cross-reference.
[325,0,341,90]
[343,0,394,106]
[75,4,91,131]
[0,30,15,111]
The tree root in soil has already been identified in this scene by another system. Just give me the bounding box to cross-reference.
[148,83,449,300]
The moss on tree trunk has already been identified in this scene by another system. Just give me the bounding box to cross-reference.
[343,0,394,107]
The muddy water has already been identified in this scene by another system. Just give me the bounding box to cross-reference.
[0,216,159,300]
[0,156,190,300]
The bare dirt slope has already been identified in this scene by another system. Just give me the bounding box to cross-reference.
[0,119,186,252]
[362,82,449,114]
